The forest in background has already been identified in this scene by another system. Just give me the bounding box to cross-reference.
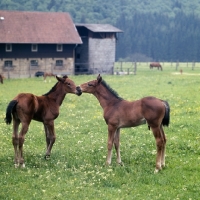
[1,0,200,61]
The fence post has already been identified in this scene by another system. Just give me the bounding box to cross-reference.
[134,62,137,75]
[29,64,31,77]
[192,62,195,70]
[176,61,179,71]
[112,62,115,75]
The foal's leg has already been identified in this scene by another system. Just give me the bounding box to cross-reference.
[44,124,50,149]
[44,121,56,159]
[160,126,167,168]
[114,128,122,165]
[151,126,165,173]
[106,125,116,165]
[12,118,20,167]
[18,121,30,167]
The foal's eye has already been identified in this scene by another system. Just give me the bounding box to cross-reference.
[67,83,71,86]
[88,83,93,87]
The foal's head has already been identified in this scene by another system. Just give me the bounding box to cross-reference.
[77,74,123,100]
[55,75,82,96]
[77,74,102,94]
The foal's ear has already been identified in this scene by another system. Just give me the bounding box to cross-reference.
[63,75,68,79]
[97,74,102,84]
[56,76,65,83]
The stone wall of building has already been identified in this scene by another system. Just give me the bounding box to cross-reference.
[88,38,116,74]
[0,58,74,78]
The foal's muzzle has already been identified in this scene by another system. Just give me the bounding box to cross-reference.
[76,86,82,96]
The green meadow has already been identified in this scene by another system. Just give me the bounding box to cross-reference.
[0,63,200,200]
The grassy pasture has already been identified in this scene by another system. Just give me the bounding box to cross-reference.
[0,63,200,199]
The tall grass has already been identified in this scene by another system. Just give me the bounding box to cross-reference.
[0,64,200,199]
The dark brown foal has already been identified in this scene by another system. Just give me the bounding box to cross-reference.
[5,75,82,167]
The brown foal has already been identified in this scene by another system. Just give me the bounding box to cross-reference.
[77,74,170,173]
[44,72,55,81]
[5,75,82,167]
[0,74,4,84]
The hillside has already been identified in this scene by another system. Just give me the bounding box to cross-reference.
[1,0,200,23]
[1,0,200,61]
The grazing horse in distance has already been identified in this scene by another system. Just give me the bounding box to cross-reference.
[0,74,4,84]
[77,74,170,173]
[44,72,56,81]
[150,62,163,70]
[5,75,82,168]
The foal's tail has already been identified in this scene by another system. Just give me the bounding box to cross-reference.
[162,100,170,127]
[5,100,18,125]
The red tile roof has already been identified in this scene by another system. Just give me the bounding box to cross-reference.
[0,10,82,44]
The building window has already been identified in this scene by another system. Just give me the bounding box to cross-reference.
[56,60,63,66]
[4,60,13,67]
[6,44,12,52]
[32,44,38,52]
[30,60,38,66]
[57,44,63,52]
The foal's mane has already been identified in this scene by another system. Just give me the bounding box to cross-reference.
[43,82,59,96]
[101,79,123,100]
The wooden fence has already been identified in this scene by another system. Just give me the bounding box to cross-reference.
[114,62,200,75]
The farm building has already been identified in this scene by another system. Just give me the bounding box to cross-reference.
[0,10,122,78]
[75,24,123,74]
[0,10,82,78]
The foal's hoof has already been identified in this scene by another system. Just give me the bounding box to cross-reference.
[14,163,19,168]
[118,162,124,166]
[45,155,50,160]
[154,167,162,174]
[161,163,165,168]
[14,163,25,168]
[20,163,25,168]
[105,161,111,166]
[18,163,25,168]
